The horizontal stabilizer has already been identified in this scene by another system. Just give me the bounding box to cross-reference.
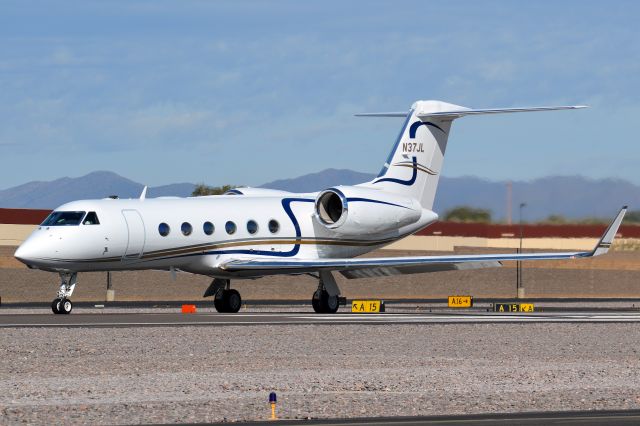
[355,104,587,119]
[354,112,410,117]
[416,105,587,119]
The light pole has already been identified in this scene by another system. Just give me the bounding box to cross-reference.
[517,202,526,299]
[106,271,115,302]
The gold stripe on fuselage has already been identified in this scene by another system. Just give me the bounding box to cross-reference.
[139,236,396,261]
[395,163,437,175]
[67,235,403,263]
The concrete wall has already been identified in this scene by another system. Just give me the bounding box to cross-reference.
[0,224,36,246]
[386,235,601,251]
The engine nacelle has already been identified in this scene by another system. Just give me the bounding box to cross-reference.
[314,186,426,235]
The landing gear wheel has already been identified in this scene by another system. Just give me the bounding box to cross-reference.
[213,289,242,313]
[59,298,73,314]
[324,294,339,313]
[214,289,228,313]
[312,290,322,313]
[312,289,339,314]
[51,298,62,314]
[226,289,242,313]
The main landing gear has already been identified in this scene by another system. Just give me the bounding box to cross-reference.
[204,278,242,313]
[312,271,344,314]
[51,272,77,314]
[203,272,344,314]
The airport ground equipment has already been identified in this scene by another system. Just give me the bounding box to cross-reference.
[12,100,625,315]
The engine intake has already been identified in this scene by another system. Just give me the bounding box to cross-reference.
[313,186,427,235]
[315,189,347,228]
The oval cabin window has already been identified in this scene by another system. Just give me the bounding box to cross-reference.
[247,220,258,235]
[181,222,193,236]
[158,223,170,237]
[225,221,237,235]
[203,221,214,235]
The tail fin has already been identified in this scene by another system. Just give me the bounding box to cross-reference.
[358,100,586,210]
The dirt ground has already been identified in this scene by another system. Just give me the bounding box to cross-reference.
[2,246,640,303]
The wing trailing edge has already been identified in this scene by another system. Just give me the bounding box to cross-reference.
[220,207,626,278]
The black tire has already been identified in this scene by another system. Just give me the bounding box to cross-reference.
[213,289,227,313]
[51,298,62,314]
[312,289,323,313]
[59,298,73,314]
[226,289,242,313]
[323,294,339,314]
[312,290,339,314]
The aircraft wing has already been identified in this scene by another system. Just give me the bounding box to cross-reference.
[220,206,626,279]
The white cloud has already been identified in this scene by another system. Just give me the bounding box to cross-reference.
[1,1,639,188]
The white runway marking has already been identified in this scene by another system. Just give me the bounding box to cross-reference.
[3,311,640,328]
[296,313,640,323]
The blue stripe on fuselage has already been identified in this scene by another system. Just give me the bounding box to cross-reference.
[198,197,314,257]
[372,156,418,186]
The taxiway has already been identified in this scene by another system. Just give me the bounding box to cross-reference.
[3,309,640,328]
[211,409,640,425]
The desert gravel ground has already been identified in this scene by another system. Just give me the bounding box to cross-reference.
[2,322,640,424]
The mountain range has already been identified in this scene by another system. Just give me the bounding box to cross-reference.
[0,170,637,220]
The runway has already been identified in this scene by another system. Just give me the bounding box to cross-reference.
[3,309,640,328]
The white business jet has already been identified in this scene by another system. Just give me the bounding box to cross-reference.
[14,100,626,314]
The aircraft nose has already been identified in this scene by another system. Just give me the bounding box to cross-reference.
[14,240,36,265]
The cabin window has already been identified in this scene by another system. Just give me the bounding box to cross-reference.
[41,211,86,226]
[181,222,193,236]
[203,221,214,235]
[225,221,236,235]
[268,219,280,234]
[247,220,258,235]
[158,223,170,237]
[83,212,100,225]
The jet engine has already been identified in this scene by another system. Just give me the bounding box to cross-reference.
[314,186,427,235]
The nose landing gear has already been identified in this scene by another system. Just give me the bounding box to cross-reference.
[51,298,73,314]
[51,272,77,315]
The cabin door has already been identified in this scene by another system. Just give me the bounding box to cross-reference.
[121,209,146,261]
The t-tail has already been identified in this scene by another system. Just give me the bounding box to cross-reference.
[357,100,587,210]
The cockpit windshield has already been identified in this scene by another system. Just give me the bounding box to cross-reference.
[83,212,100,225]
[41,211,86,226]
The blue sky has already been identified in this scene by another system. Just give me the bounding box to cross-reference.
[1,1,639,189]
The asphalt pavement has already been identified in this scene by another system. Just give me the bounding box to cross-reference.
[3,310,640,328]
[197,409,640,425]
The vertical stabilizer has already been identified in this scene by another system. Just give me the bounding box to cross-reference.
[358,100,585,210]
[361,100,462,209]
